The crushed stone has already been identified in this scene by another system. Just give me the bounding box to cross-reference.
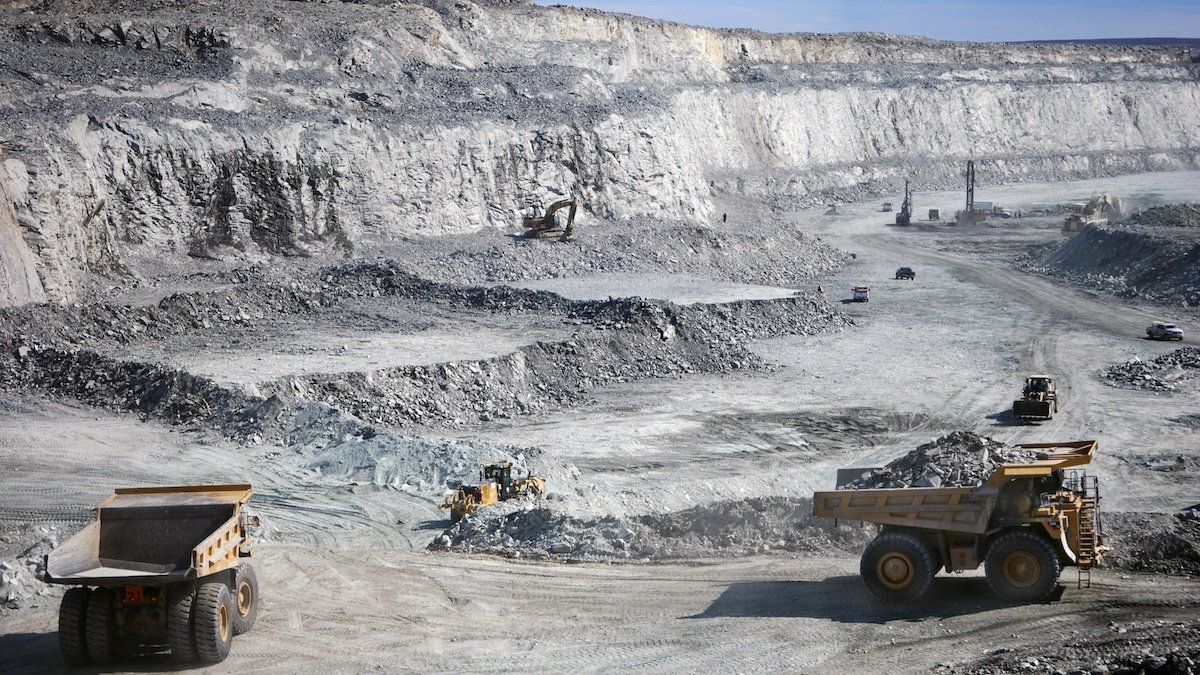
[840,431,1040,489]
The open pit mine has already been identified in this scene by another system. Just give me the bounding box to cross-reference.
[1,0,1199,672]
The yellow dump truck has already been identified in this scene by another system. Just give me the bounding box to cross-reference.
[814,441,1103,603]
[43,485,259,666]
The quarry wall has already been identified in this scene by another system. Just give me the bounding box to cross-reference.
[1,0,1198,303]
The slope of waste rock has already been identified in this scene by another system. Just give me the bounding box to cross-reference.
[1032,203,1200,307]
[430,496,873,561]
[840,431,1040,489]
[1103,510,1200,577]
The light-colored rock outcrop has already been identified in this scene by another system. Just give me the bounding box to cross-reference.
[1,0,1198,303]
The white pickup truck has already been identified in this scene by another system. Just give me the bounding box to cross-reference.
[1146,321,1184,341]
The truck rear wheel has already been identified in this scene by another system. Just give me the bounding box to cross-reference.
[860,531,936,603]
[985,530,1062,602]
[85,588,117,665]
[193,582,234,663]
[167,586,197,662]
[58,587,89,666]
[232,563,259,635]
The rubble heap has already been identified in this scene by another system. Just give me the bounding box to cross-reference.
[0,525,62,613]
[840,431,1040,489]
[430,496,872,562]
[1102,347,1200,392]
[1103,509,1200,576]
[1126,203,1200,229]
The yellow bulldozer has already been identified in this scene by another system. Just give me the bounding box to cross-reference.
[521,197,578,242]
[440,462,546,523]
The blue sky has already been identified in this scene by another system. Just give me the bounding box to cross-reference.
[537,1,1200,42]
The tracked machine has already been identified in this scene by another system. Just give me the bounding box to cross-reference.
[521,197,578,241]
[814,441,1105,603]
[1013,374,1058,422]
[440,462,546,523]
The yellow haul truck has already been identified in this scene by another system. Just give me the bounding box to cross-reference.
[814,441,1104,603]
[43,485,259,666]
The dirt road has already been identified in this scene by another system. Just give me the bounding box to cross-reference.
[3,550,1198,673]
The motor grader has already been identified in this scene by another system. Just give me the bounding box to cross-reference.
[1013,374,1058,422]
[43,485,260,666]
[814,440,1105,603]
[440,462,546,523]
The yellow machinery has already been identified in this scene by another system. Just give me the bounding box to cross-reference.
[814,441,1105,603]
[44,485,260,665]
[521,197,578,241]
[441,462,546,523]
[1013,374,1058,422]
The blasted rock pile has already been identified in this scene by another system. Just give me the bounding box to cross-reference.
[1031,202,1200,307]
[0,525,63,613]
[1103,510,1200,577]
[1126,203,1200,229]
[430,496,872,562]
[944,620,1200,675]
[1103,347,1200,392]
[841,431,1040,489]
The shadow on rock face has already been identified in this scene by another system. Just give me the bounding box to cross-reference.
[685,575,1060,623]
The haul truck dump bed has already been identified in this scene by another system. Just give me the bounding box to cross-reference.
[814,441,1104,603]
[43,485,260,666]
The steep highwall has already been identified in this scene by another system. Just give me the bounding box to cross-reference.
[1,0,1198,303]
[0,170,47,306]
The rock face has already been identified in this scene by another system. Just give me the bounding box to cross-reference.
[841,431,1039,489]
[0,173,47,307]
[2,0,1200,302]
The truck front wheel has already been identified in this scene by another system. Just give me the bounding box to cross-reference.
[860,531,937,603]
[985,530,1062,602]
[58,587,89,666]
[232,563,259,635]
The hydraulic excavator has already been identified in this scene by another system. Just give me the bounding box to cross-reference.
[521,197,578,241]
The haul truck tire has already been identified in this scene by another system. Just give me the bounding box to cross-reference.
[58,587,89,666]
[167,586,198,662]
[985,530,1062,602]
[232,563,259,635]
[860,531,936,603]
[194,582,234,663]
[85,588,117,665]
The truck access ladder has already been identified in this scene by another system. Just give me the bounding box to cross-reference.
[1076,473,1101,589]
